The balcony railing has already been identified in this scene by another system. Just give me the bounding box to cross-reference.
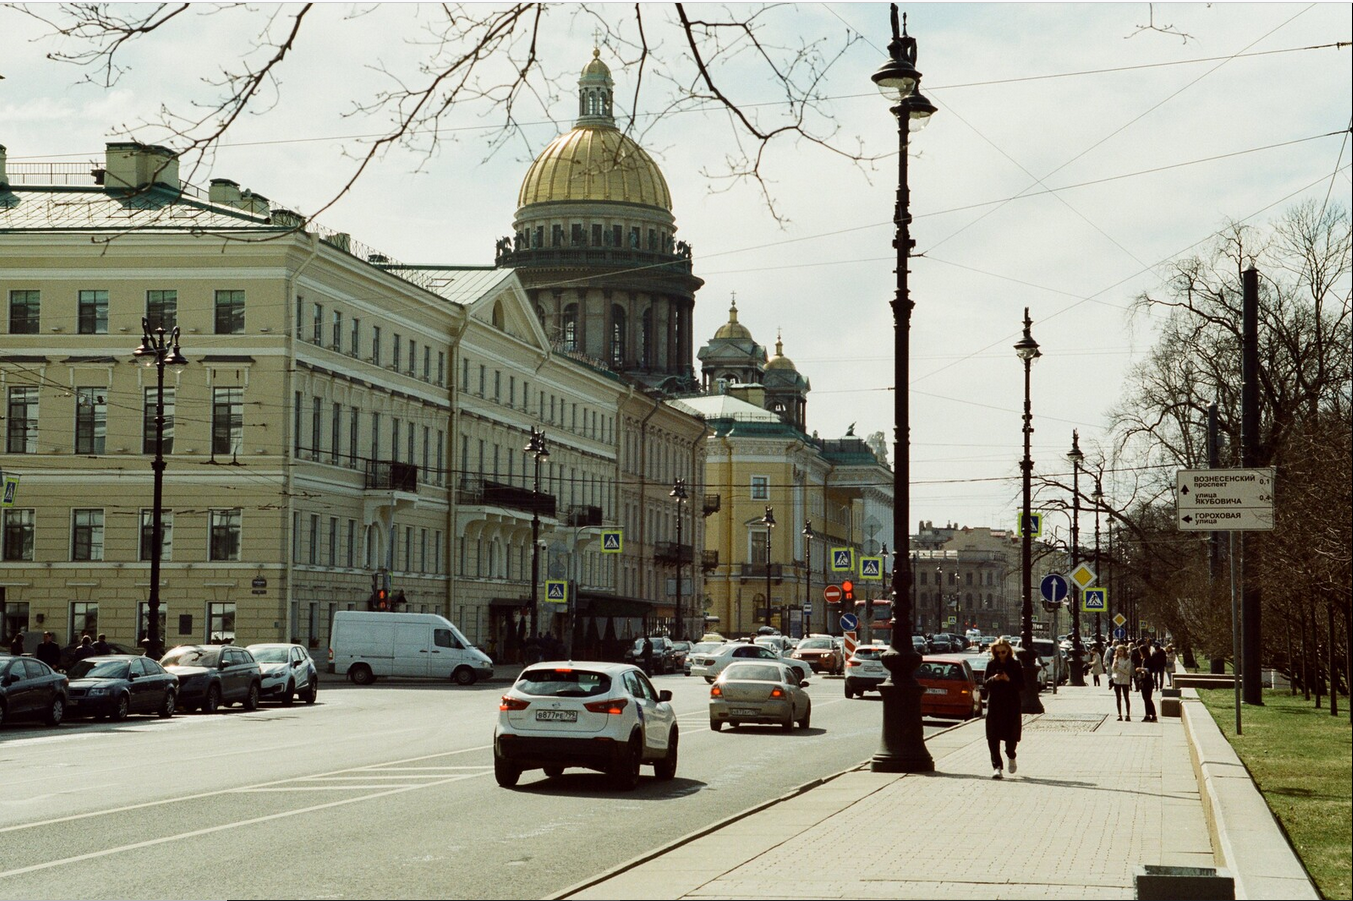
[702,493,721,517]
[701,549,719,572]
[654,541,695,565]
[740,563,784,582]
[567,505,604,527]
[457,478,556,518]
[365,461,417,493]
[494,245,694,276]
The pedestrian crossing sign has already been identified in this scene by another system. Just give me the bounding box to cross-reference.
[1,473,18,507]
[1081,587,1107,612]
[545,580,568,603]
[1017,511,1043,538]
[860,556,882,580]
[601,529,623,553]
[830,548,854,572]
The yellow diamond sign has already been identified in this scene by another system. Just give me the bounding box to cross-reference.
[1113,613,1126,627]
[1069,562,1097,589]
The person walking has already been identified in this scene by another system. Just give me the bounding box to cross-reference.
[1165,644,1178,688]
[982,637,1025,779]
[92,633,112,656]
[35,632,62,670]
[640,636,654,676]
[8,632,24,657]
[72,634,96,663]
[1089,642,1105,687]
[1110,644,1134,721]
[1149,643,1167,690]
[1137,663,1158,721]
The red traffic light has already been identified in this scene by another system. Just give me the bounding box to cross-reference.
[376,588,389,611]
[842,580,854,602]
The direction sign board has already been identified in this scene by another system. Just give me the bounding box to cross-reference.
[1113,613,1126,627]
[1040,574,1069,604]
[823,585,843,604]
[839,613,859,631]
[1176,467,1275,531]
[859,557,883,580]
[1081,587,1107,612]
[600,529,624,553]
[803,602,813,614]
[545,580,568,603]
[830,548,855,572]
[1068,563,1097,590]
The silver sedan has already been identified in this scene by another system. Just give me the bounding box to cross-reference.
[709,661,811,731]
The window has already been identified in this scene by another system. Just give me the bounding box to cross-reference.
[562,304,578,352]
[143,387,176,454]
[349,407,359,466]
[350,317,361,356]
[436,429,444,486]
[72,509,104,561]
[346,519,356,568]
[392,418,401,462]
[371,326,382,365]
[422,426,430,475]
[610,306,626,366]
[137,603,170,644]
[437,352,445,386]
[146,290,177,331]
[312,303,324,344]
[552,224,563,247]
[612,225,622,247]
[751,476,769,500]
[408,338,416,375]
[311,397,322,459]
[591,223,603,247]
[2,509,35,561]
[292,512,302,563]
[332,310,342,349]
[308,514,319,565]
[70,602,99,644]
[75,388,106,454]
[423,346,431,381]
[209,509,242,561]
[9,290,39,334]
[331,402,341,464]
[478,364,486,397]
[212,388,243,456]
[370,412,381,461]
[139,509,173,562]
[392,334,402,371]
[407,421,415,466]
[214,289,245,334]
[208,602,236,643]
[78,290,108,334]
[293,392,303,455]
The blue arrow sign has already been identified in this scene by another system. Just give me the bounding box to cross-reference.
[839,613,859,631]
[1040,573,1070,604]
[1113,626,1126,640]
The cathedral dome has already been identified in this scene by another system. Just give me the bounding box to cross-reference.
[765,335,798,371]
[713,299,753,340]
[517,127,672,210]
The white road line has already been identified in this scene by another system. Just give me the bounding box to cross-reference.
[0,744,493,835]
[230,786,418,792]
[0,772,489,880]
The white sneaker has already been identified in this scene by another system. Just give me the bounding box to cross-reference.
[992,769,1003,779]
[1008,757,1018,775]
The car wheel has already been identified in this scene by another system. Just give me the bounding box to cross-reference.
[494,755,522,788]
[110,694,130,723]
[0,702,6,727]
[704,676,714,684]
[349,664,374,686]
[304,679,319,705]
[844,685,855,699]
[243,682,260,711]
[800,700,811,730]
[46,696,65,727]
[282,681,295,706]
[653,728,678,781]
[610,735,642,791]
[543,766,564,779]
[158,691,176,719]
[452,667,476,686]
[709,719,722,732]
[203,684,221,714]
[782,709,795,731]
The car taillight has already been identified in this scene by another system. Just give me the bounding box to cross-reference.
[584,697,629,715]
[847,660,861,667]
[499,696,530,711]
[710,685,722,697]
[769,688,784,698]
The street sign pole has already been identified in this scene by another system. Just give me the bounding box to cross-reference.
[1230,531,1242,735]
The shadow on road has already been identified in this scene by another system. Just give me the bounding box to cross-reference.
[508,773,707,799]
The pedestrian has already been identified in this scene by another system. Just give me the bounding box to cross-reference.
[8,632,24,657]
[1137,664,1158,722]
[1165,644,1178,688]
[641,636,654,676]
[1110,644,1134,721]
[72,634,97,663]
[35,631,62,669]
[982,637,1025,779]
[1089,642,1105,687]
[1104,643,1118,692]
[1149,643,1168,690]
[92,633,112,655]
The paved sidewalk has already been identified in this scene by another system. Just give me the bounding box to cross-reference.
[561,684,1216,900]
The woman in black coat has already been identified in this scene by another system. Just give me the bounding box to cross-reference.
[983,638,1026,779]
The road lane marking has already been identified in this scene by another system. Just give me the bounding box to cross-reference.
[0,744,492,835]
[0,772,490,881]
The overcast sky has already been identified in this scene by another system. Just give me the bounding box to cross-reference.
[4,2,1349,539]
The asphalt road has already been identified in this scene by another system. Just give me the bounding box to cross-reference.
[0,667,948,900]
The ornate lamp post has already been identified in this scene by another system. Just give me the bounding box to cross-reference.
[1014,308,1044,714]
[761,506,776,629]
[526,427,550,637]
[802,520,814,636]
[1067,431,1086,686]
[870,4,936,774]
[671,478,688,641]
[1093,476,1104,643]
[133,318,188,658]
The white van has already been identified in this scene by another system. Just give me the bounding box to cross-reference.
[329,611,494,686]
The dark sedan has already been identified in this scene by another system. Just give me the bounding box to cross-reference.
[161,645,261,713]
[60,641,142,671]
[0,656,69,727]
[66,656,178,721]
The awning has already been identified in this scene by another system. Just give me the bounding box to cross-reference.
[489,596,530,609]
[576,590,655,618]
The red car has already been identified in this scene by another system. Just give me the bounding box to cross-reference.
[916,654,983,721]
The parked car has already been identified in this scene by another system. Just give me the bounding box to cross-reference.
[160,645,262,713]
[493,661,678,789]
[709,661,811,731]
[684,641,722,676]
[0,656,68,727]
[622,636,679,674]
[669,640,691,673]
[844,645,888,699]
[66,656,178,720]
[1008,637,1057,688]
[916,655,983,721]
[246,643,319,705]
[791,635,843,674]
[60,640,141,671]
[689,642,810,683]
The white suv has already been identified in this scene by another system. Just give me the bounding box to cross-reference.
[689,642,810,683]
[844,645,889,698]
[493,662,678,790]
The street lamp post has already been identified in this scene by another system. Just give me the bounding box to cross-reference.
[526,427,550,637]
[870,4,936,773]
[1067,431,1086,686]
[880,542,891,638]
[802,520,814,636]
[133,318,188,659]
[1014,308,1045,714]
[1093,476,1104,643]
[761,506,776,630]
[671,478,688,641]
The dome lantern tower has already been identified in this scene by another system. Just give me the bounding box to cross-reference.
[577,48,616,127]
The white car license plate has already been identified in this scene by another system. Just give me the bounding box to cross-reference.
[535,709,578,722]
[731,707,760,716]
[925,687,947,695]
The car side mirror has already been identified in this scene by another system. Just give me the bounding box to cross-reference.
[128,672,138,681]
[2,675,16,686]
[220,659,231,670]
[658,690,672,702]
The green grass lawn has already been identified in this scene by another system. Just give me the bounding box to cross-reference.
[1199,689,1352,899]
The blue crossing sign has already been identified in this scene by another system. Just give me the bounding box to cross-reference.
[860,556,882,580]
[600,529,623,553]
[830,548,855,572]
[545,580,568,603]
[1081,587,1107,612]
[1040,573,1070,605]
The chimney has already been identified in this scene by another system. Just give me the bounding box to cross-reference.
[271,208,306,230]
[0,144,8,189]
[209,178,242,207]
[104,142,180,192]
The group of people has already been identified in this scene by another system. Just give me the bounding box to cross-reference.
[8,631,113,670]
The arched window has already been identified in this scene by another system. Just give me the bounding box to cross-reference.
[492,301,504,330]
[640,308,652,369]
[562,304,578,352]
[610,305,626,367]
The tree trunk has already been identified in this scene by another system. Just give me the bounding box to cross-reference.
[1300,603,1312,701]
[1182,645,1198,669]
[1329,604,1338,717]
[1286,613,1297,695]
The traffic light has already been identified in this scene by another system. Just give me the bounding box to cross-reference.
[842,580,854,603]
[375,588,390,611]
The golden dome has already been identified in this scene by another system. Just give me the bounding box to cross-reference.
[517,125,672,210]
[765,334,798,370]
[713,299,753,340]
[582,48,611,78]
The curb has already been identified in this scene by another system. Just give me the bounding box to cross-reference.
[547,717,974,901]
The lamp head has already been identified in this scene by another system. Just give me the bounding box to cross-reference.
[762,506,776,529]
[1014,307,1041,362]
[802,519,813,537]
[902,87,937,132]
[1067,430,1084,465]
[670,477,688,501]
[871,5,922,103]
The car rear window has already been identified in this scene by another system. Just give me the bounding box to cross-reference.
[853,648,882,660]
[798,638,832,650]
[918,662,965,681]
[722,663,782,682]
[518,668,611,697]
